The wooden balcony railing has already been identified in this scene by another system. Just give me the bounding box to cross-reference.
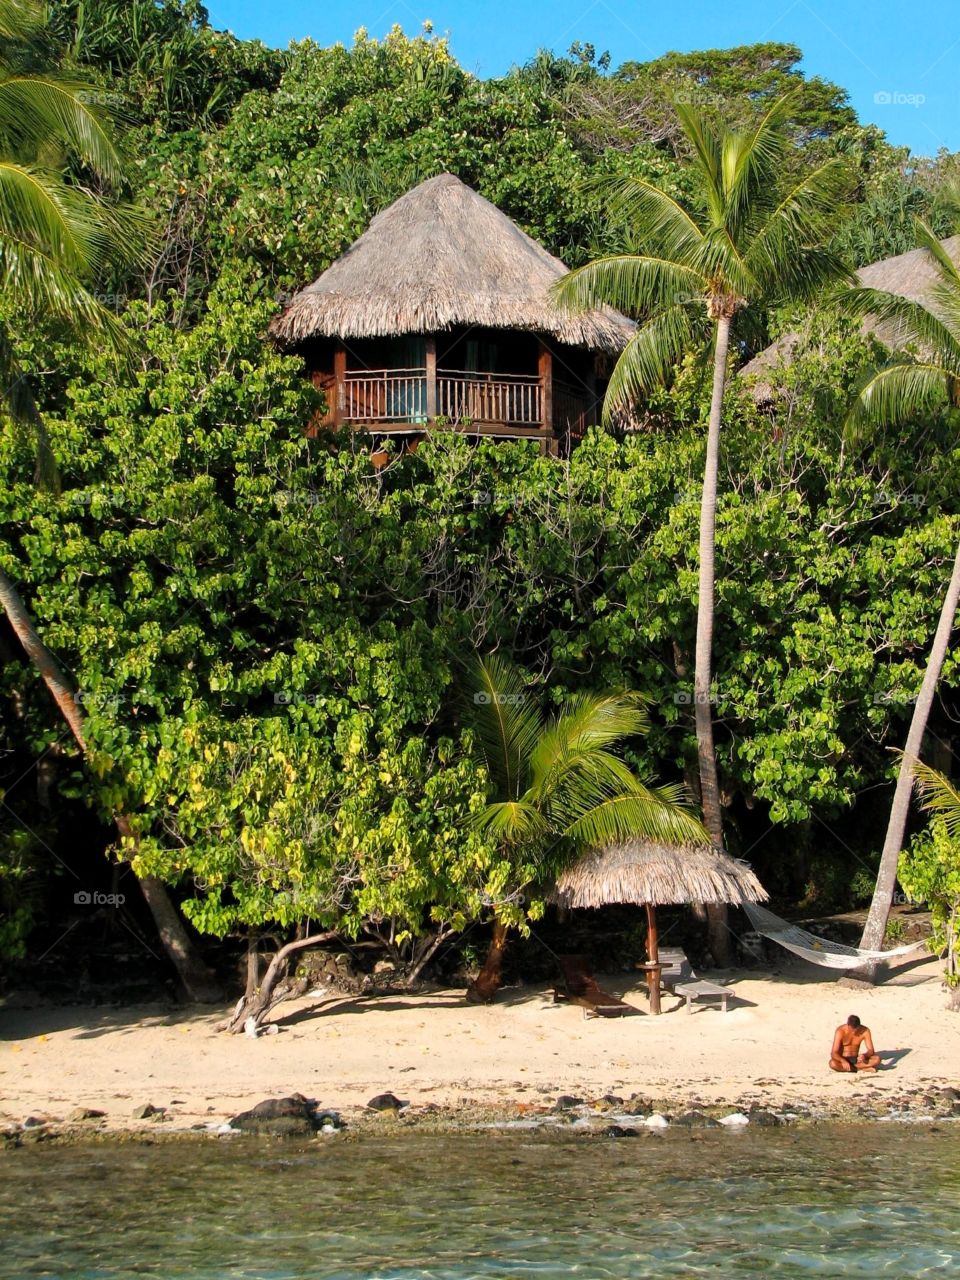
[437,370,542,426]
[340,367,428,424]
[334,367,594,436]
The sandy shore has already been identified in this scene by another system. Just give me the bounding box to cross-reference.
[2,955,959,1134]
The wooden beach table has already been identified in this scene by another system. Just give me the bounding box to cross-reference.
[674,978,730,1014]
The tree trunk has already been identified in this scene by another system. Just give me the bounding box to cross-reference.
[465,920,509,1003]
[696,313,733,965]
[0,564,221,1001]
[859,534,960,964]
[135,860,223,1003]
[246,932,260,1001]
[403,928,449,988]
[225,931,339,1031]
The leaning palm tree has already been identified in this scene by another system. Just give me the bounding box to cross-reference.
[835,215,960,960]
[553,92,852,960]
[464,655,708,1001]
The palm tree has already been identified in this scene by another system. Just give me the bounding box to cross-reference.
[464,655,707,1001]
[0,0,219,999]
[836,217,960,960]
[553,93,851,960]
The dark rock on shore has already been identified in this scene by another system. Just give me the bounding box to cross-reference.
[131,1104,165,1120]
[70,1107,106,1122]
[366,1093,408,1113]
[553,1096,584,1111]
[674,1110,721,1129]
[230,1094,320,1137]
[603,1124,639,1138]
[749,1109,784,1127]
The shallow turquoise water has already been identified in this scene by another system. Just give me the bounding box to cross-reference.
[1,1126,959,1278]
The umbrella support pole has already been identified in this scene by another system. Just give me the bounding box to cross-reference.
[644,902,662,1015]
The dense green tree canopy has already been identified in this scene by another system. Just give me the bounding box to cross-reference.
[3,6,960,972]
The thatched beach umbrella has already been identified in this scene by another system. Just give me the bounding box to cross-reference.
[741,235,960,402]
[552,839,768,1013]
[270,172,635,352]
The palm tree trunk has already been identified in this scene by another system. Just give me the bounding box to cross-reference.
[696,313,732,964]
[859,533,960,961]
[0,563,221,1001]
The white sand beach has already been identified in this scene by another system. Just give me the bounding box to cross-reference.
[2,955,958,1130]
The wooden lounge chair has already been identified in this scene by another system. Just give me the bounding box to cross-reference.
[658,947,694,991]
[673,978,731,1014]
[554,954,639,1018]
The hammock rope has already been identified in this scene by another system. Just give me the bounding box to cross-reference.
[743,902,928,970]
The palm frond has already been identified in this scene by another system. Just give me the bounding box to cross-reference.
[551,253,704,319]
[673,99,724,225]
[537,691,651,756]
[0,160,108,275]
[470,799,550,846]
[0,0,44,44]
[913,759,960,840]
[562,784,708,847]
[835,286,960,364]
[602,303,702,417]
[465,655,543,801]
[722,90,798,230]
[846,360,951,434]
[0,232,129,348]
[588,175,705,264]
[747,159,855,297]
[0,77,124,185]
[688,227,753,301]
[915,216,960,293]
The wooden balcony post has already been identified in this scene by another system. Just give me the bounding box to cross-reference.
[332,343,347,426]
[425,336,437,423]
[538,340,553,436]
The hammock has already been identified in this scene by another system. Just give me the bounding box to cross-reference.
[743,902,928,970]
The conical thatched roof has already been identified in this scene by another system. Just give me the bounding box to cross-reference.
[741,235,960,401]
[551,839,769,909]
[270,173,635,353]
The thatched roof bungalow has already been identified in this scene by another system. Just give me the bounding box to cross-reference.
[271,173,635,454]
[741,235,960,402]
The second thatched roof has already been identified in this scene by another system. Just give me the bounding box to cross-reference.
[552,838,769,909]
[740,234,960,401]
[270,173,636,354]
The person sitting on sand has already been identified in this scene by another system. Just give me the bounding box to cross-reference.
[829,1015,881,1073]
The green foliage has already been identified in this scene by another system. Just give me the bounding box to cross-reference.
[6,11,960,966]
[464,655,706,923]
[611,44,854,154]
[0,804,43,958]
[553,93,854,419]
[901,816,960,987]
[48,0,286,130]
[0,0,147,486]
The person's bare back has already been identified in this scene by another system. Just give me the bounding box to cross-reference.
[829,1014,881,1072]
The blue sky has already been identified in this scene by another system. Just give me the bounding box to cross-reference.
[209,0,958,155]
